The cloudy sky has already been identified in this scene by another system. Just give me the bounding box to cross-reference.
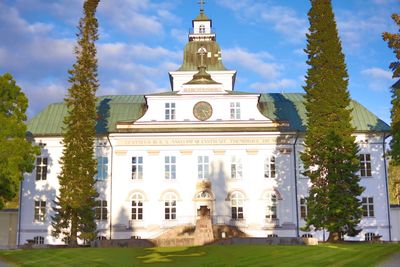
[0,0,398,123]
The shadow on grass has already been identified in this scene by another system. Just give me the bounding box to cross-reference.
[137,247,205,264]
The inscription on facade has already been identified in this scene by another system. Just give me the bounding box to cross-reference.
[117,137,291,146]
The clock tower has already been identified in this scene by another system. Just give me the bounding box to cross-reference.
[168,2,237,92]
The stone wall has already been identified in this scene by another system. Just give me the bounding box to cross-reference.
[0,209,18,248]
[213,237,318,246]
[391,205,400,242]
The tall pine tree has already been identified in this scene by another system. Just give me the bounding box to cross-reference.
[383,14,400,204]
[51,0,100,246]
[301,0,364,242]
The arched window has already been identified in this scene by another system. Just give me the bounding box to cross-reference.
[265,193,277,220]
[164,192,177,220]
[131,193,144,220]
[34,236,44,244]
[365,232,375,241]
[199,24,205,33]
[231,192,244,220]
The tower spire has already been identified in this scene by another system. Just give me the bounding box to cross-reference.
[198,0,205,14]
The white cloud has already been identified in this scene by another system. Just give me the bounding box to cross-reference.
[98,43,180,63]
[14,0,177,37]
[250,79,297,92]
[361,67,394,91]
[223,47,280,79]
[171,28,187,44]
[20,80,67,118]
[218,0,307,44]
[0,2,74,79]
[293,48,305,56]
[362,68,393,80]
[0,1,182,116]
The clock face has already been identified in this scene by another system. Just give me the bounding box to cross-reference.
[193,101,213,121]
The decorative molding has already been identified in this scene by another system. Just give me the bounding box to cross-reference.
[246,149,258,155]
[213,149,225,155]
[180,150,193,155]
[147,150,160,156]
[115,150,127,156]
[117,136,291,147]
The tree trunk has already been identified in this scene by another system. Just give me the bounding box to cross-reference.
[327,232,341,242]
[70,210,78,247]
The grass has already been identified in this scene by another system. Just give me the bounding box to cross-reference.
[0,243,399,267]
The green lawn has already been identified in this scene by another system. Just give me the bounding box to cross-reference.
[0,243,399,267]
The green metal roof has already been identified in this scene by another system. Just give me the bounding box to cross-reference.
[177,41,227,71]
[27,95,146,136]
[27,93,390,136]
[258,93,390,133]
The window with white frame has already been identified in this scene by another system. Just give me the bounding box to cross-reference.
[96,156,108,180]
[132,157,143,180]
[365,232,376,241]
[231,192,244,220]
[165,156,176,180]
[230,156,242,179]
[94,200,108,220]
[359,154,372,177]
[131,193,144,220]
[34,236,44,244]
[197,156,209,180]
[165,102,176,120]
[264,156,276,178]
[164,192,177,220]
[230,102,241,119]
[96,236,107,240]
[36,157,48,181]
[362,197,374,217]
[34,200,46,222]
[300,198,308,219]
[199,24,206,33]
[265,193,277,220]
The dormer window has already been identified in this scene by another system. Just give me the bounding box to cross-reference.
[165,103,176,120]
[199,24,205,33]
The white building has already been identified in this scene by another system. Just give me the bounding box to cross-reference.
[18,8,393,245]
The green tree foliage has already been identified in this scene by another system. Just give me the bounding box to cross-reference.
[0,73,39,210]
[388,162,400,204]
[383,14,400,205]
[301,0,364,242]
[51,0,100,246]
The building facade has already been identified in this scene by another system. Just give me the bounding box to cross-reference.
[18,9,392,245]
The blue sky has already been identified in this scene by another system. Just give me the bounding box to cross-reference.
[0,0,398,123]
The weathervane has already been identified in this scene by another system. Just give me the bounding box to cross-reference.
[198,0,205,13]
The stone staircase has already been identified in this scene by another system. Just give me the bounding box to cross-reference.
[152,216,213,247]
